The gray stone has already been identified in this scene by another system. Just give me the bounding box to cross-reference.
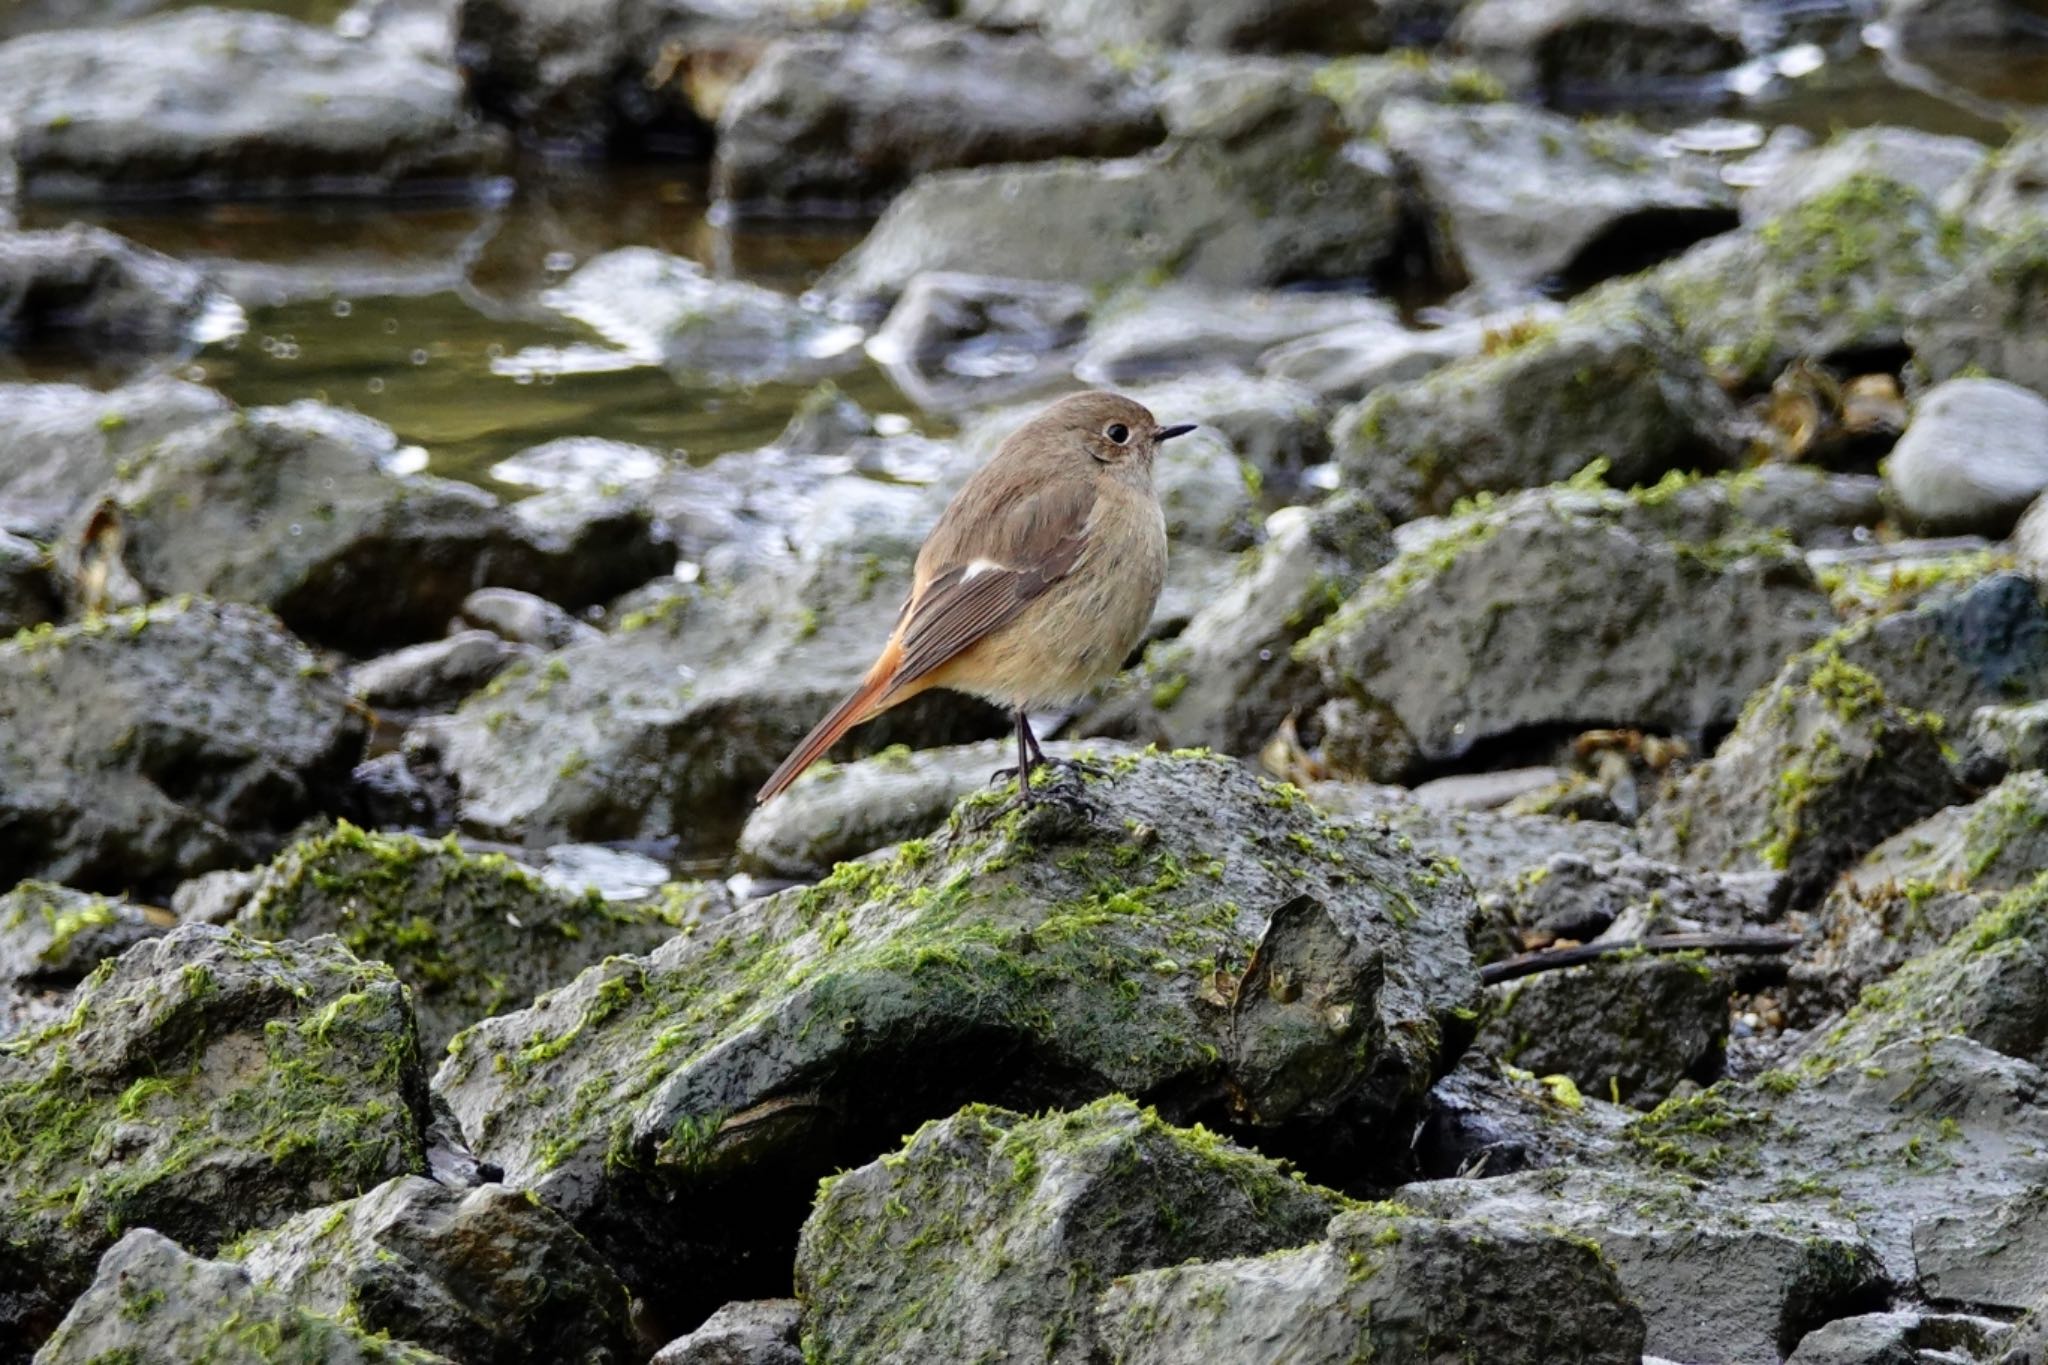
[0,881,164,997]
[1968,699,2048,773]
[1744,127,1989,226]
[0,9,508,199]
[1787,1310,2014,1365]
[1880,0,2048,106]
[1451,0,1748,97]
[958,0,1396,53]
[1330,306,1743,523]
[1947,123,2048,235]
[0,378,229,539]
[1476,850,1771,961]
[32,1230,451,1365]
[1476,954,1732,1107]
[232,1176,636,1365]
[796,1097,1351,1365]
[0,223,229,354]
[1909,223,2048,395]
[349,631,531,712]
[1074,285,1396,388]
[822,67,1401,316]
[712,25,1162,213]
[170,867,261,925]
[1382,99,1733,292]
[0,598,365,894]
[1916,1189,2048,1314]
[652,1300,802,1365]
[0,925,433,1357]
[1886,378,2048,536]
[457,588,602,650]
[0,530,55,635]
[1094,1199,1646,1365]
[1301,480,1840,775]
[434,753,1480,1327]
[1411,1053,1631,1179]
[863,273,1090,412]
[231,822,704,1054]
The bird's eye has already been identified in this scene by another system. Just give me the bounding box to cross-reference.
[1105,423,1130,444]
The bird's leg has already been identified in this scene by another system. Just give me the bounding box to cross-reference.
[1022,716,1048,769]
[1015,708,1036,802]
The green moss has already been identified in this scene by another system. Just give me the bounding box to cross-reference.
[1149,673,1190,709]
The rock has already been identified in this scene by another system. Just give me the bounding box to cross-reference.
[1788,1311,2015,1365]
[1910,223,2048,395]
[962,0,1395,51]
[489,437,668,495]
[1968,698,2048,773]
[450,0,628,148]
[0,881,164,995]
[1917,1190,2048,1315]
[734,737,1142,880]
[32,1230,452,1365]
[170,867,261,925]
[72,400,663,651]
[1078,494,1394,755]
[531,247,863,385]
[1642,642,1964,906]
[1074,285,1396,388]
[0,223,231,355]
[455,587,601,650]
[1411,1053,1631,1179]
[1095,1197,1646,1365]
[652,1300,802,1365]
[1297,47,1511,133]
[1476,954,1732,1107]
[1887,378,2048,536]
[434,753,1481,1329]
[712,25,1162,213]
[349,631,531,712]
[0,924,432,1356]
[1381,99,1734,292]
[1640,174,1976,387]
[821,67,1402,316]
[1330,307,1743,522]
[1397,1165,1885,1364]
[0,598,364,894]
[796,1097,1351,1364]
[0,378,229,540]
[501,486,675,609]
[420,540,1007,854]
[1743,127,1989,226]
[231,822,699,1054]
[0,10,508,200]
[1300,479,1840,777]
[1451,0,1748,98]
[1477,850,1773,960]
[1308,781,1642,896]
[1880,0,2048,106]
[864,272,1090,412]
[1260,303,1561,403]
[0,530,56,634]
[230,1176,635,1365]
[1948,124,2048,236]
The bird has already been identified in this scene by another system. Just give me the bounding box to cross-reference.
[755,390,1194,805]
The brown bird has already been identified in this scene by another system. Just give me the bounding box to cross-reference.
[756,391,1193,804]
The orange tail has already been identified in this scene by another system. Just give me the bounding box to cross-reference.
[755,643,918,804]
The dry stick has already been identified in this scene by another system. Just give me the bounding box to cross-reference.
[1479,932,1803,986]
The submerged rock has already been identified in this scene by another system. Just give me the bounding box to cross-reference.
[796,1097,1349,1364]
[0,9,508,200]
[231,1176,636,1365]
[0,925,433,1356]
[0,598,364,894]
[864,272,1090,411]
[1331,306,1743,522]
[0,224,228,355]
[1095,1197,1646,1365]
[1886,378,2048,536]
[713,25,1162,213]
[231,823,702,1054]
[435,753,1480,1329]
[1451,0,1748,98]
[1074,286,1396,388]
[34,1230,452,1365]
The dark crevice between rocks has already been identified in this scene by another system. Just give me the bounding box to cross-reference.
[1558,206,1742,294]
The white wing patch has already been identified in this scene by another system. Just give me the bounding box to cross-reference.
[961,559,1006,581]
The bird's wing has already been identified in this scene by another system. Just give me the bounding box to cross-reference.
[891,477,1098,686]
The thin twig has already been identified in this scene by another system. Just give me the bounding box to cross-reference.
[1480,932,1803,985]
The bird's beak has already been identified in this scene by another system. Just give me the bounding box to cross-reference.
[1156,423,1196,442]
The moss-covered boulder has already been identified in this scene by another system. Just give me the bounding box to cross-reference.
[1079,494,1394,755]
[34,1229,452,1365]
[0,881,166,1039]
[1096,1197,1646,1365]
[1909,221,2048,394]
[231,1176,635,1365]
[436,753,1480,1331]
[1476,953,1732,1107]
[232,822,701,1054]
[1396,1165,1884,1363]
[0,598,365,896]
[1642,643,1963,905]
[0,924,432,1358]
[1299,477,1839,777]
[795,1096,1348,1364]
[1330,307,1742,524]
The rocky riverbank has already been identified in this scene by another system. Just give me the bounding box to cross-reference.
[4,0,2048,1362]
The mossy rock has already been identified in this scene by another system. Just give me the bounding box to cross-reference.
[795,1095,1349,1364]
[0,881,164,993]
[33,1228,452,1365]
[435,752,1480,1333]
[1908,220,2048,394]
[233,822,706,1054]
[0,597,365,896]
[1096,1197,1646,1365]
[230,1176,636,1365]
[0,924,432,1359]
[1299,475,1839,771]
